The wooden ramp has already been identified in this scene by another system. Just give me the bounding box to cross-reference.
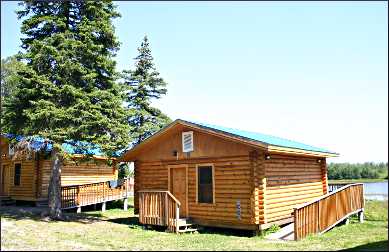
[267,183,364,241]
[293,183,364,240]
[265,223,294,241]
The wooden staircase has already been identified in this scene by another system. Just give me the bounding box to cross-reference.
[139,191,198,234]
[176,218,198,233]
[0,196,16,206]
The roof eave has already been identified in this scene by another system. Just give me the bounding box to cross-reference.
[267,145,339,158]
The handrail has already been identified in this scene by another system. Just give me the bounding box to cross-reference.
[62,178,130,188]
[295,183,363,210]
[138,190,181,207]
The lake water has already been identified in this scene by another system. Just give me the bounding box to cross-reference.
[363,181,388,201]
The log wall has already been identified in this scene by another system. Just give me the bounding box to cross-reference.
[0,158,37,201]
[264,154,326,223]
[135,155,261,229]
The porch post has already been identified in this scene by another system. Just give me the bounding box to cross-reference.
[358,210,364,223]
[175,204,179,234]
[124,198,128,211]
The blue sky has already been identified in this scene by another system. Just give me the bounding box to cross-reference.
[1,1,388,163]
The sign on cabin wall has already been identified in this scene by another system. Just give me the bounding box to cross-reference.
[236,200,241,220]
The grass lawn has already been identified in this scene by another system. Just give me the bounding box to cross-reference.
[328,178,388,184]
[1,198,387,251]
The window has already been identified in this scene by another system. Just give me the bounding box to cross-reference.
[182,131,194,152]
[14,163,21,186]
[197,165,214,203]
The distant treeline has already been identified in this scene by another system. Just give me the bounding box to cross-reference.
[328,162,388,180]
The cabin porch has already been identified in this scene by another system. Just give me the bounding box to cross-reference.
[138,190,198,233]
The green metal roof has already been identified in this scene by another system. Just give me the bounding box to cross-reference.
[179,119,338,155]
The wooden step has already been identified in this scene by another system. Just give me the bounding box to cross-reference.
[178,227,198,233]
[178,222,193,227]
[177,218,189,225]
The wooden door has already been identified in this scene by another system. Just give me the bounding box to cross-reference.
[1,164,10,196]
[169,166,187,217]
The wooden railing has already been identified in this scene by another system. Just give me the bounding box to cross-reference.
[294,183,364,240]
[328,183,349,192]
[138,190,181,233]
[61,178,130,209]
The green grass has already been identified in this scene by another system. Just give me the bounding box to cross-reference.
[329,178,388,184]
[1,198,387,251]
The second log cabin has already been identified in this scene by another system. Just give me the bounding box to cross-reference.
[0,135,118,204]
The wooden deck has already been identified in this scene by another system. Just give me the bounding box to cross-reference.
[61,178,132,211]
[294,183,364,240]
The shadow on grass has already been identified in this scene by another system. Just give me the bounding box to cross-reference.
[341,240,388,251]
[196,226,255,237]
[0,206,104,224]
[0,200,133,225]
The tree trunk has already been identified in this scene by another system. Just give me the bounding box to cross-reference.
[48,149,62,220]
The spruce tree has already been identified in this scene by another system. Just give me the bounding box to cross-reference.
[123,35,171,145]
[3,0,130,219]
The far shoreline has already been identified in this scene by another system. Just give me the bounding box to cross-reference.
[328,178,388,184]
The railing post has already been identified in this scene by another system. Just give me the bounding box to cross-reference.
[124,198,128,211]
[165,193,168,226]
[317,201,320,233]
[77,186,80,206]
[293,209,298,240]
[175,203,180,234]
[126,178,128,198]
[358,211,364,223]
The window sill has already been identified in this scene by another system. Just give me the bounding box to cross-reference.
[195,202,216,206]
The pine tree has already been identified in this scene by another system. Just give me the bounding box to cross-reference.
[123,35,171,145]
[3,0,131,219]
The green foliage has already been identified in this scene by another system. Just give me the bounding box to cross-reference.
[118,162,134,179]
[1,55,26,99]
[260,224,281,237]
[3,0,131,156]
[122,35,171,145]
[328,162,387,180]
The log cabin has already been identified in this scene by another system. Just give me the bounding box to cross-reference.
[0,135,118,204]
[121,119,339,233]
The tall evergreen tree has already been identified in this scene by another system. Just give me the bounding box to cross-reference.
[122,35,171,145]
[3,0,131,219]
